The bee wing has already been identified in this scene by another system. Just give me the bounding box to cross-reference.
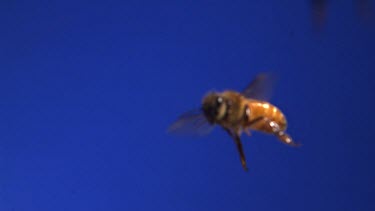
[242,73,277,101]
[167,109,214,136]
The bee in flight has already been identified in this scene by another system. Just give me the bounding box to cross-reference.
[168,73,300,171]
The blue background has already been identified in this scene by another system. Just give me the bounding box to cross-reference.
[1,0,374,210]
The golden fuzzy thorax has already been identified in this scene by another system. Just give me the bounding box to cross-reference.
[202,91,246,130]
[217,91,245,128]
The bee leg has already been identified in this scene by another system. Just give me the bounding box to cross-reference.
[276,131,301,147]
[244,129,252,136]
[267,121,301,147]
[247,116,265,127]
[243,116,264,136]
[225,129,248,171]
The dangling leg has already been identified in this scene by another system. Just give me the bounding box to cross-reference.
[244,128,252,136]
[248,116,300,147]
[247,116,265,127]
[276,130,300,147]
[266,121,300,147]
[225,129,248,171]
[243,116,265,136]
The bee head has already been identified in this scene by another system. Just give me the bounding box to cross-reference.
[201,92,228,124]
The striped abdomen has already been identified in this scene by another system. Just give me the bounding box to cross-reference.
[244,100,287,134]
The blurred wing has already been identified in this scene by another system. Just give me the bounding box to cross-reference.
[167,109,214,136]
[242,73,277,101]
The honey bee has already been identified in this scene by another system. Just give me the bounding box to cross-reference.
[168,73,300,171]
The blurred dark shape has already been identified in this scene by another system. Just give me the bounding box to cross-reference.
[311,0,327,31]
[311,0,373,31]
[356,0,373,21]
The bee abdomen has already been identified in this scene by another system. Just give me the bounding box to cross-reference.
[246,101,287,133]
